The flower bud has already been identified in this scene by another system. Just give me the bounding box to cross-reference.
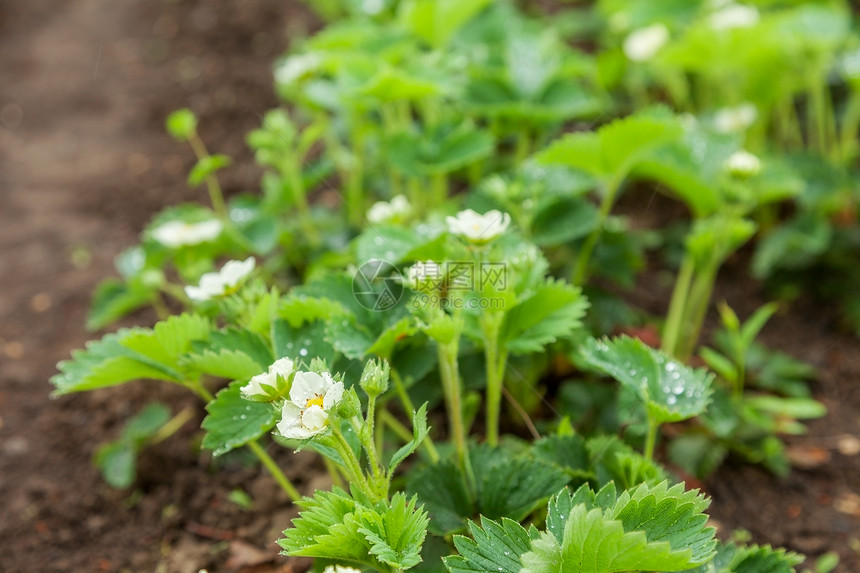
[360,359,390,397]
[337,387,362,419]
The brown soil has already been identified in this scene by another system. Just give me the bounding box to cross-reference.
[0,1,858,572]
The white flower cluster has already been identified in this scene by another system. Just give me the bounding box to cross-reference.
[241,359,345,440]
[185,257,255,302]
[713,103,757,134]
[446,209,511,244]
[240,357,294,401]
[277,370,344,439]
[725,150,762,178]
[709,3,759,31]
[623,24,669,62]
[366,195,411,224]
[151,219,222,248]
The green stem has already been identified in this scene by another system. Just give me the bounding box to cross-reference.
[662,255,695,358]
[438,339,474,494]
[186,380,300,501]
[676,264,718,362]
[148,406,195,446]
[431,172,448,209]
[514,126,531,164]
[332,425,378,500]
[188,134,228,219]
[381,409,413,443]
[840,90,860,164]
[151,291,171,320]
[390,369,416,415]
[644,415,659,461]
[481,311,507,447]
[246,441,301,501]
[362,395,385,485]
[282,158,320,246]
[572,178,620,286]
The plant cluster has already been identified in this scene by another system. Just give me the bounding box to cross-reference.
[52,0,859,571]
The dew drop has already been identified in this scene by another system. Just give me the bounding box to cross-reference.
[240,414,247,420]
[299,348,309,356]
[666,395,677,406]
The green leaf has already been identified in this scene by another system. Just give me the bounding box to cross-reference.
[325,318,376,360]
[386,123,495,177]
[444,517,537,573]
[581,336,713,423]
[738,303,779,351]
[532,434,593,481]
[728,543,804,572]
[94,403,171,489]
[608,481,715,564]
[407,460,474,535]
[281,488,429,571]
[188,154,231,187]
[201,381,278,456]
[502,280,588,354]
[86,278,154,332]
[153,313,212,360]
[399,0,493,48]
[272,320,336,365]
[94,442,136,489]
[51,328,192,396]
[357,492,429,570]
[279,295,345,328]
[520,481,715,573]
[751,213,832,278]
[166,108,197,141]
[537,111,682,182]
[520,504,697,573]
[531,197,599,247]
[279,488,372,565]
[471,444,571,522]
[181,349,265,381]
[388,403,430,474]
[587,435,667,490]
[668,434,728,479]
[122,402,171,441]
[354,225,424,264]
[213,326,274,365]
[367,317,416,359]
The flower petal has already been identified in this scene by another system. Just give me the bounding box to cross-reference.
[270,357,295,378]
[289,371,327,404]
[322,380,344,410]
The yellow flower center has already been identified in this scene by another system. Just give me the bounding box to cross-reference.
[305,394,325,409]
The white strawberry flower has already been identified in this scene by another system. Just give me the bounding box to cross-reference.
[184,257,255,302]
[151,219,223,248]
[274,53,320,86]
[240,357,295,402]
[446,209,511,244]
[407,260,443,289]
[725,150,761,178]
[709,3,759,30]
[623,24,669,62]
[366,195,411,224]
[713,103,757,133]
[276,371,344,440]
[322,567,362,573]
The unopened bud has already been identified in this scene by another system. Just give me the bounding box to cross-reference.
[359,358,390,397]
